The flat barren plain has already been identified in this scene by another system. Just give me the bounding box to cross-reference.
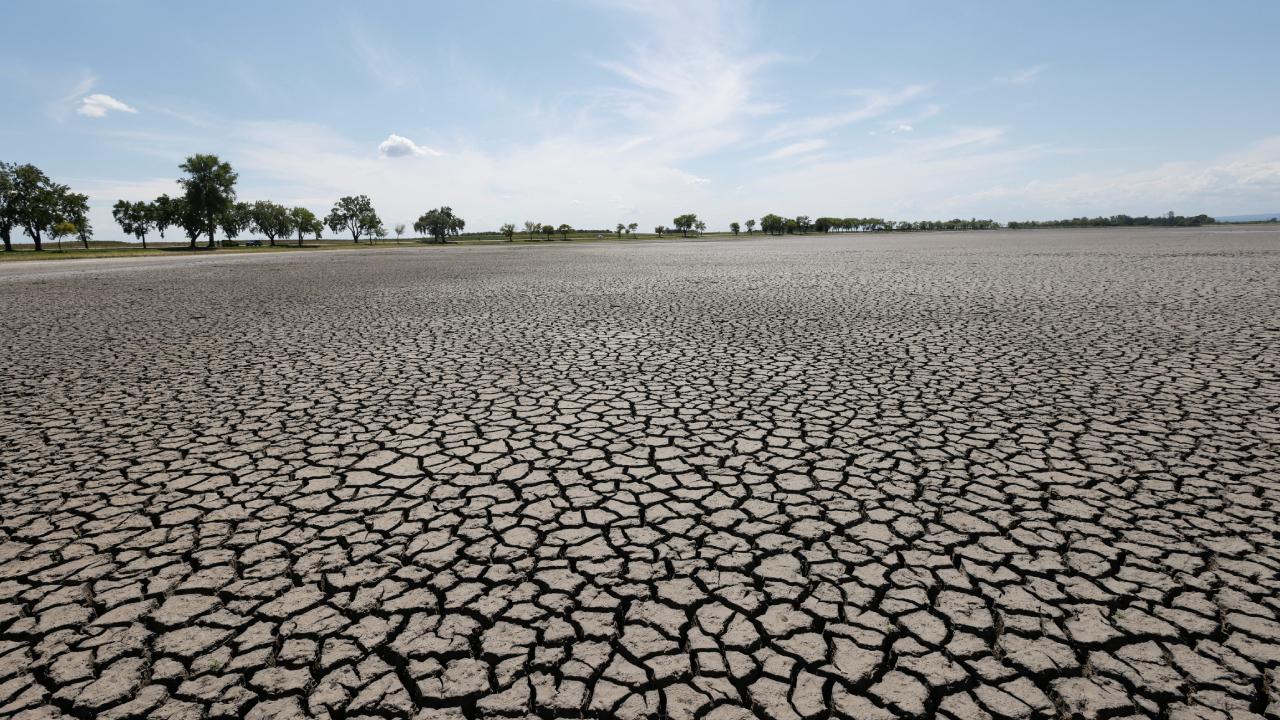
[1,226,1278,719]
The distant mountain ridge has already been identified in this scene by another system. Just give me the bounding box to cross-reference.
[1215,213,1280,222]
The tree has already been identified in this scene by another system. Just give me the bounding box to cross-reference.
[759,213,784,235]
[500,223,516,242]
[695,220,706,236]
[730,222,740,235]
[523,221,539,241]
[627,222,638,235]
[672,213,698,237]
[61,192,91,249]
[178,154,238,250]
[327,195,379,243]
[221,202,252,246]
[177,196,206,247]
[113,200,154,248]
[654,225,665,237]
[616,223,625,238]
[745,219,755,234]
[541,223,555,241]
[413,206,465,244]
[394,223,406,242]
[151,194,178,241]
[795,215,810,233]
[52,220,77,252]
[250,200,292,246]
[557,223,572,241]
[11,164,63,251]
[0,162,15,252]
[290,207,322,247]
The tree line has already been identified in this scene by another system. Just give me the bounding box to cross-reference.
[1005,213,1215,229]
[4,158,1221,253]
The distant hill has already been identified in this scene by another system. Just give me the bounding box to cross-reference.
[1215,213,1280,223]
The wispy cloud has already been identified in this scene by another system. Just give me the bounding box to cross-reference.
[763,84,928,141]
[994,64,1046,86]
[77,93,138,118]
[760,139,827,162]
[350,22,412,90]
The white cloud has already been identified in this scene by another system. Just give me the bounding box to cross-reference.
[762,84,928,142]
[760,139,828,162]
[77,93,138,118]
[378,133,441,158]
[994,64,1046,86]
[890,124,913,134]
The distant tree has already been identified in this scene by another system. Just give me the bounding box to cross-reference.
[542,223,555,241]
[557,223,572,240]
[394,223,406,242]
[654,225,665,237]
[616,223,625,237]
[745,219,755,234]
[327,195,379,243]
[795,215,810,233]
[250,201,292,246]
[367,220,387,243]
[52,220,77,252]
[290,207,322,247]
[672,213,698,237]
[113,200,154,248]
[500,223,516,242]
[220,202,252,246]
[151,194,178,241]
[178,154,238,249]
[523,220,539,241]
[627,222,638,235]
[414,206,465,244]
[730,222,740,235]
[0,162,15,252]
[759,213,784,235]
[695,220,706,236]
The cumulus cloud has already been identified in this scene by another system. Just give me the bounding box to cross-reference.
[77,93,137,118]
[378,133,441,158]
[890,124,913,134]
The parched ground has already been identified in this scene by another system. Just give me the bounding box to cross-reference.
[1,227,1278,720]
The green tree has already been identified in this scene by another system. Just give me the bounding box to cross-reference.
[113,199,154,248]
[730,222,740,235]
[616,223,625,237]
[627,222,638,235]
[151,194,178,241]
[0,162,16,252]
[250,200,292,246]
[654,225,664,237]
[221,202,252,246]
[12,164,63,251]
[59,191,91,249]
[413,206,465,244]
[557,223,572,240]
[695,220,706,236]
[52,220,77,252]
[672,213,698,237]
[500,223,516,242]
[290,207,322,247]
[326,195,379,243]
[523,220,538,241]
[759,213,784,235]
[394,223,406,242]
[177,154,238,249]
[745,219,755,234]
[541,223,555,241]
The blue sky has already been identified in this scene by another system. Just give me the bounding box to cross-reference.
[2,0,1279,238]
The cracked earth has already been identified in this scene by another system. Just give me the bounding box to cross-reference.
[1,227,1279,720]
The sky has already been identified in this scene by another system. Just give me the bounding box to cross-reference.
[2,0,1279,239]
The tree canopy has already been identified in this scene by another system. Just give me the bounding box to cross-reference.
[327,195,381,243]
[178,154,238,249]
[413,206,465,244]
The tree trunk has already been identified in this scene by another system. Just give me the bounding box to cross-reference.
[32,230,42,251]
[1,227,10,251]
[207,218,216,249]
[141,234,147,250]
